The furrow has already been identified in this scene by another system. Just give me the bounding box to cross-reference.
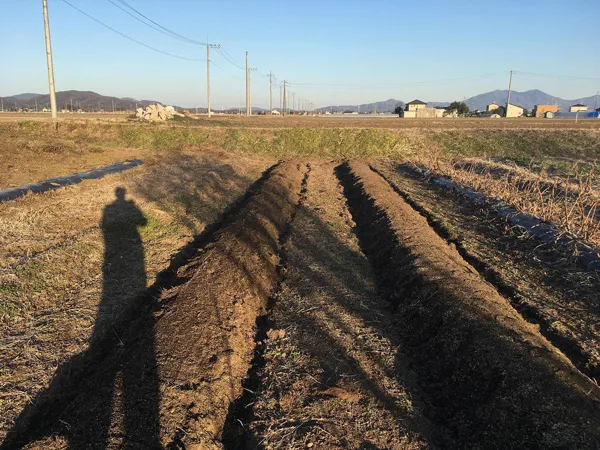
[337,160,600,449]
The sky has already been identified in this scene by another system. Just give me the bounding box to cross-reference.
[2,0,600,108]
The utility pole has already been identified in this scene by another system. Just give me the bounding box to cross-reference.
[246,52,250,116]
[280,85,283,114]
[283,81,287,116]
[206,41,220,118]
[70,98,73,112]
[42,0,57,120]
[35,99,38,112]
[112,99,115,113]
[269,71,273,115]
[506,70,513,118]
[1,99,3,112]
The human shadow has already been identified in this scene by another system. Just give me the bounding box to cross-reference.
[1,187,160,449]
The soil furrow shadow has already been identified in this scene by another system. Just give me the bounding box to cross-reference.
[1,161,283,449]
[336,160,600,449]
[375,162,600,380]
[221,163,311,449]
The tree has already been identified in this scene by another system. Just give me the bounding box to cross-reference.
[448,101,470,116]
[394,101,405,116]
[490,107,505,117]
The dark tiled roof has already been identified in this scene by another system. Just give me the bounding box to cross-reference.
[407,99,427,105]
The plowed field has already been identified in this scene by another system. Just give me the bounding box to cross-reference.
[2,158,600,449]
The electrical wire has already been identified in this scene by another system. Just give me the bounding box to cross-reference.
[114,0,205,45]
[515,71,600,81]
[105,0,204,46]
[60,0,205,61]
[216,47,245,70]
[287,72,506,88]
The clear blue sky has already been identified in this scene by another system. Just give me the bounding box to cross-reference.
[2,0,599,108]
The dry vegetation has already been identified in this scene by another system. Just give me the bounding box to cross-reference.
[2,116,600,448]
[0,145,272,442]
[412,153,600,246]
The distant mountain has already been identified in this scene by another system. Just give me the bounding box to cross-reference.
[13,93,42,101]
[0,90,163,111]
[463,89,599,112]
[316,98,404,113]
[317,90,599,114]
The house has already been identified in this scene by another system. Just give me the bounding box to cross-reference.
[406,99,428,112]
[271,109,281,115]
[506,103,525,118]
[401,106,446,118]
[569,104,587,112]
[486,102,501,112]
[533,104,558,118]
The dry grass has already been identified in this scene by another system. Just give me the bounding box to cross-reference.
[413,153,600,246]
[0,147,272,441]
[2,120,600,189]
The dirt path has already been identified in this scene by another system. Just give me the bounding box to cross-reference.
[230,161,429,449]
[338,160,600,449]
[2,162,306,449]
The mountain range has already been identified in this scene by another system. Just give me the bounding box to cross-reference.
[0,90,162,111]
[2,89,599,113]
[316,90,600,113]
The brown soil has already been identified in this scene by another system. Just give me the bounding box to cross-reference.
[6,113,600,129]
[3,156,600,449]
[338,160,600,448]
[0,148,272,444]
[373,160,600,378]
[1,161,304,449]
[235,161,429,449]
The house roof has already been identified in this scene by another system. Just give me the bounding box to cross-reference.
[507,103,525,110]
[572,103,586,107]
[407,99,427,105]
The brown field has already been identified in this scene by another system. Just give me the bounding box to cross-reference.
[3,111,600,129]
[1,117,600,449]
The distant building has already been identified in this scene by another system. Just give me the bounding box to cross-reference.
[506,103,525,118]
[552,111,600,119]
[533,104,559,118]
[401,106,446,118]
[569,104,588,112]
[545,111,555,119]
[486,102,501,112]
[406,99,428,112]
[271,109,281,115]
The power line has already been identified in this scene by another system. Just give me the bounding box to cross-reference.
[515,71,600,81]
[287,72,505,88]
[60,0,205,61]
[106,0,204,45]
[216,47,245,70]
[114,0,204,45]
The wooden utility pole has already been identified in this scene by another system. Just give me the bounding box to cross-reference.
[42,0,57,119]
[280,85,283,114]
[206,42,220,118]
[246,52,250,116]
[506,70,513,118]
[283,81,287,116]
[269,71,273,115]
